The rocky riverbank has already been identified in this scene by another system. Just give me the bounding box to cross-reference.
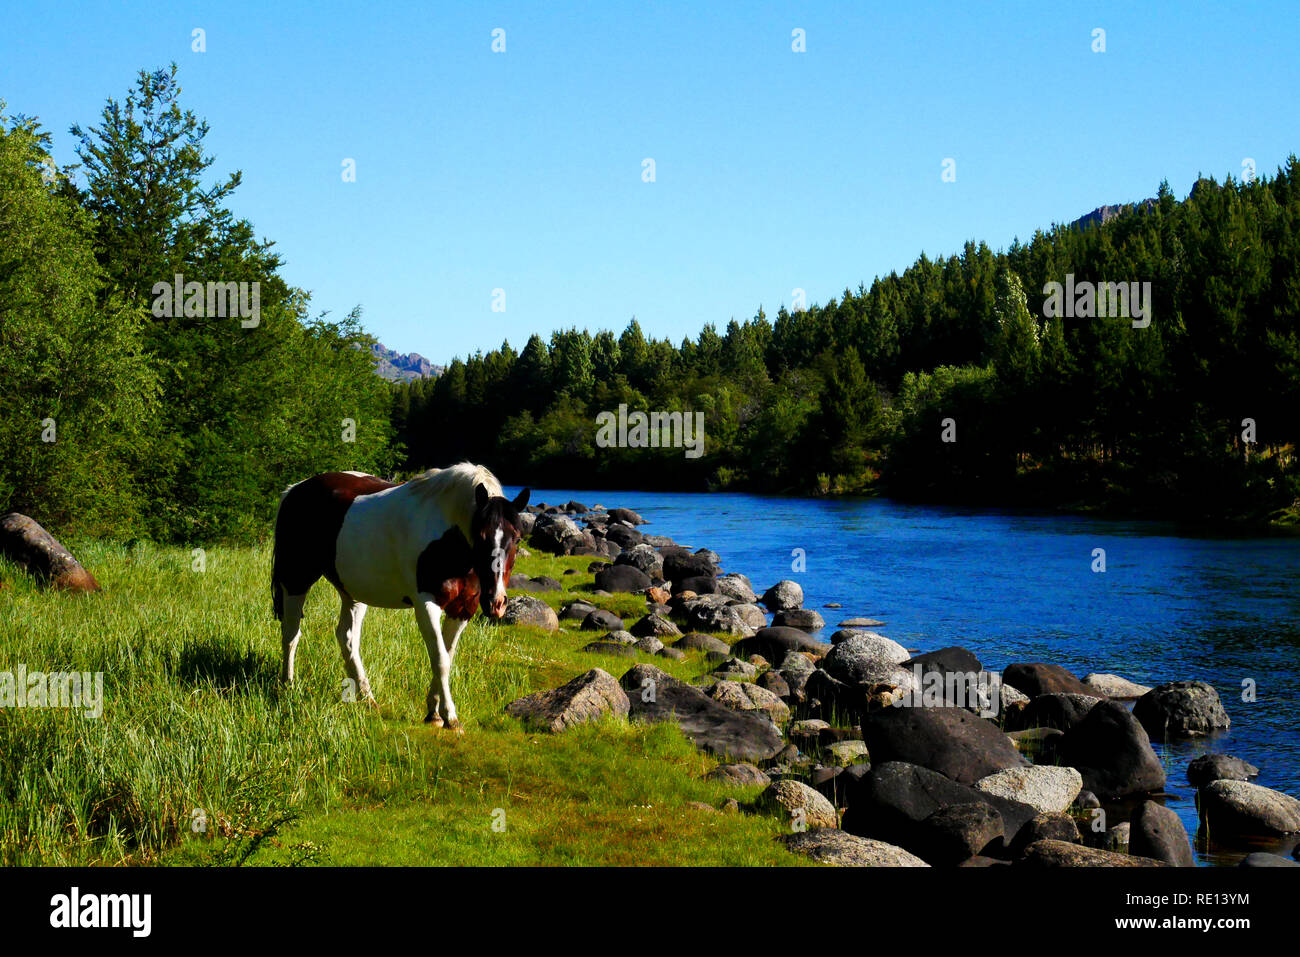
[500,499,1300,868]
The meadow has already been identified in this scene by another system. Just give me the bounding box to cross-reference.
[0,542,805,866]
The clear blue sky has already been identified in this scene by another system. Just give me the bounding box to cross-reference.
[4,1,1297,364]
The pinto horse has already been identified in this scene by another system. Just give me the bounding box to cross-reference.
[271,462,529,729]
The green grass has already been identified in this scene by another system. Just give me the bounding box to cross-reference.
[0,541,808,866]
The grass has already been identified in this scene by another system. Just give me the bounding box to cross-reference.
[0,541,808,866]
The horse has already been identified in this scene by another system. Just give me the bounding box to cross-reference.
[271,462,529,730]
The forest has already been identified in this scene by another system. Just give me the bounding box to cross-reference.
[395,160,1300,525]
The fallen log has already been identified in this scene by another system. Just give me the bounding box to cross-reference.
[0,512,100,592]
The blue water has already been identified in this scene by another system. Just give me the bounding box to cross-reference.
[519,487,1300,866]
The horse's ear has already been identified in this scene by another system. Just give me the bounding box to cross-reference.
[475,484,490,510]
[512,488,530,510]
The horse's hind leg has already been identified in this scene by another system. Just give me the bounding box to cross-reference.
[334,593,373,704]
[280,589,308,684]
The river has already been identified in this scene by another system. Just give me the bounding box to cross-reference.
[516,487,1300,866]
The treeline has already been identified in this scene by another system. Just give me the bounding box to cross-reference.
[1,66,394,542]
[396,162,1300,523]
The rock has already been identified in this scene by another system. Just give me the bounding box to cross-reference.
[629,613,681,639]
[676,575,718,595]
[791,718,831,736]
[603,523,644,549]
[1129,800,1194,866]
[581,609,625,632]
[607,507,645,525]
[633,636,664,655]
[1187,754,1259,787]
[529,514,591,555]
[760,580,804,612]
[705,762,771,788]
[1133,680,1231,740]
[603,630,636,645]
[1239,852,1300,867]
[662,548,718,586]
[732,626,823,662]
[619,664,784,762]
[715,572,757,603]
[683,602,757,637]
[757,669,790,698]
[957,855,1010,867]
[581,641,638,658]
[593,564,652,593]
[1006,727,1064,758]
[821,633,913,686]
[0,513,99,592]
[1008,812,1081,858]
[674,633,731,655]
[760,780,838,830]
[1082,673,1152,699]
[904,646,982,677]
[559,600,598,621]
[918,803,1005,865]
[1197,780,1300,836]
[826,740,870,767]
[730,603,769,630]
[842,761,1038,856]
[613,543,663,577]
[838,618,886,628]
[707,680,790,722]
[1005,693,1102,733]
[974,766,1082,815]
[505,668,629,732]
[501,595,560,631]
[1074,790,1101,810]
[1055,700,1166,799]
[656,647,685,661]
[772,608,825,632]
[861,706,1027,786]
[778,651,817,677]
[1002,662,1097,698]
[780,829,929,867]
[1018,840,1167,867]
[645,586,671,604]
[711,657,758,680]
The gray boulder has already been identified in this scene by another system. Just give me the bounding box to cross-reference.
[505,668,629,732]
[1133,680,1231,740]
[760,580,804,612]
[501,595,559,631]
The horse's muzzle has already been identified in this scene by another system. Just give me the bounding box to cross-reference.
[486,596,507,619]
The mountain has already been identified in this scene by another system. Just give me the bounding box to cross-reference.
[368,342,443,382]
[1069,198,1158,230]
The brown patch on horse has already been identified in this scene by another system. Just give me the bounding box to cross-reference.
[272,472,397,617]
[416,527,480,619]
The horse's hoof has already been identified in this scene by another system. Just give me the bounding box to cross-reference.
[445,718,464,734]
[424,712,444,727]
[363,696,379,710]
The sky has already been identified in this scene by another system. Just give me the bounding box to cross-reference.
[3,1,1298,365]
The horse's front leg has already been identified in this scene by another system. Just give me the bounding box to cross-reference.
[414,594,461,731]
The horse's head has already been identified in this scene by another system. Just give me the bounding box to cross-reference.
[470,485,530,618]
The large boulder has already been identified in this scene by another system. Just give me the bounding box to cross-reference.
[603,523,645,550]
[505,668,629,732]
[683,602,757,637]
[780,829,929,867]
[760,780,838,830]
[593,564,652,593]
[861,706,1028,785]
[529,513,590,555]
[904,647,982,677]
[760,580,803,612]
[1129,800,1194,866]
[706,680,790,723]
[1002,662,1097,698]
[714,572,757,604]
[618,664,783,762]
[1018,840,1168,867]
[918,803,1005,864]
[580,609,624,632]
[629,613,681,639]
[1081,673,1152,699]
[1196,780,1300,836]
[1004,693,1102,733]
[607,507,645,525]
[732,626,824,662]
[705,763,771,788]
[674,633,731,655]
[1186,754,1259,787]
[613,543,663,578]
[974,766,1083,815]
[501,595,559,631]
[821,633,912,686]
[1054,700,1166,799]
[771,608,825,632]
[842,761,1037,857]
[662,548,718,586]
[0,513,99,592]
[1133,681,1230,740]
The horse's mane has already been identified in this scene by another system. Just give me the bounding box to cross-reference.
[405,462,503,529]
